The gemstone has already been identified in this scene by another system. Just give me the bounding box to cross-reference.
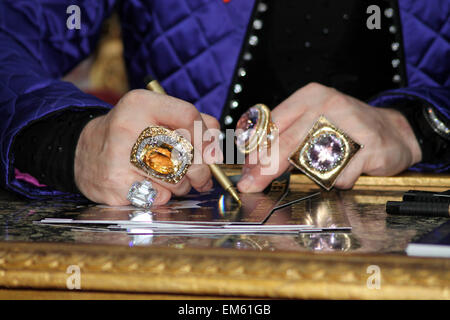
[235,106,260,148]
[127,180,157,209]
[141,144,178,175]
[131,126,193,184]
[306,133,344,172]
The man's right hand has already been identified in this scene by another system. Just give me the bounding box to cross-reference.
[74,89,221,206]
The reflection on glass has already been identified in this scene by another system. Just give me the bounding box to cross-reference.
[296,233,352,252]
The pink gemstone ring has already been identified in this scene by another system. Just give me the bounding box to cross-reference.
[288,116,362,190]
[235,104,278,154]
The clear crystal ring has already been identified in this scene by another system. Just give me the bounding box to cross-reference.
[130,126,194,184]
[127,180,158,209]
[235,104,278,154]
[288,116,362,190]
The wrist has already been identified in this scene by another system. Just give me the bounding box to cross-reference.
[74,115,106,194]
[385,108,423,166]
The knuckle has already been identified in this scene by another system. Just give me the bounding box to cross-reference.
[175,102,199,126]
[302,82,328,95]
[324,93,349,110]
[120,89,147,106]
[208,117,221,130]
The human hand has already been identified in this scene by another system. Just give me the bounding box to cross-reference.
[237,83,422,192]
[74,89,221,206]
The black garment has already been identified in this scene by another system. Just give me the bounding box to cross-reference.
[12,108,108,193]
[221,0,448,164]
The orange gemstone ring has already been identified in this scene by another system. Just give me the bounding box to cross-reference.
[130,126,194,184]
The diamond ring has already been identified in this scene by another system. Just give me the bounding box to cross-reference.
[235,104,278,154]
[127,180,158,209]
[130,126,194,184]
[288,116,362,190]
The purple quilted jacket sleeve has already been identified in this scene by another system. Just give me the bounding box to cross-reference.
[369,86,450,172]
[369,0,450,172]
[0,1,115,198]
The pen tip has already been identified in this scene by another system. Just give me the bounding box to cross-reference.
[228,187,242,206]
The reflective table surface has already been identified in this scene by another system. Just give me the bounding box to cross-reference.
[0,187,446,255]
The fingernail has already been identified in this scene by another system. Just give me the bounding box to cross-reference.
[238,174,254,192]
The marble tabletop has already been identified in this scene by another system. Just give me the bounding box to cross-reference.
[0,186,446,255]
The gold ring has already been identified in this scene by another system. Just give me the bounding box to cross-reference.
[288,116,362,190]
[130,126,193,184]
[235,103,278,154]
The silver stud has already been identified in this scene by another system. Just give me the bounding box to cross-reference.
[389,25,397,34]
[224,115,233,125]
[219,132,226,140]
[233,83,242,94]
[322,28,329,35]
[391,42,400,51]
[304,41,311,48]
[391,59,400,68]
[253,19,263,30]
[243,52,252,61]
[249,35,259,46]
[384,8,394,18]
[392,74,401,83]
[238,67,246,77]
[257,3,267,12]
[230,100,239,109]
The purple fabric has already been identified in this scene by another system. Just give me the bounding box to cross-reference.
[0,1,115,199]
[120,0,255,120]
[0,0,449,199]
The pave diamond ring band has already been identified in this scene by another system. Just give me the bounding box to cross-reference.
[127,180,158,209]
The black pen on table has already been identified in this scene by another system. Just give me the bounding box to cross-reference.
[144,76,242,205]
[386,189,450,218]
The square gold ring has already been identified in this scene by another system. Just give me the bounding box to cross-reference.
[288,116,362,190]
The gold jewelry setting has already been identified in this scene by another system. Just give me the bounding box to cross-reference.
[235,103,278,154]
[130,126,193,184]
[288,116,361,190]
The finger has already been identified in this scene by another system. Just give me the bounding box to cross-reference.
[156,176,192,197]
[270,83,336,133]
[334,153,365,190]
[148,94,212,160]
[128,162,192,197]
[238,112,318,193]
[201,113,220,130]
[105,171,172,207]
[122,90,213,165]
[185,163,213,192]
[201,113,224,164]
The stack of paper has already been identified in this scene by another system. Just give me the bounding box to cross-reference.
[35,175,351,236]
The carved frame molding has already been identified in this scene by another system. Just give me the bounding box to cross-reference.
[0,242,449,299]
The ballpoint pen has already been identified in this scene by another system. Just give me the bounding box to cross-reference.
[144,76,242,205]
